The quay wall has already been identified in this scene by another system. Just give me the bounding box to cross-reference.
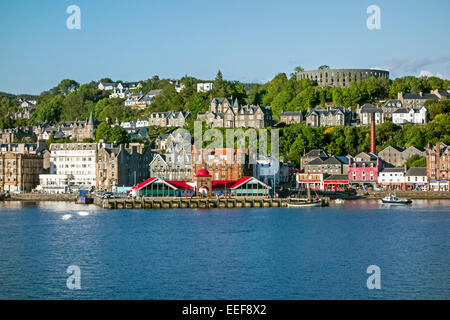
[2,193,77,202]
[357,190,450,199]
[98,196,292,210]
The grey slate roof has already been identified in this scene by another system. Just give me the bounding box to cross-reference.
[304,149,328,158]
[281,111,302,116]
[406,167,427,177]
[403,93,438,100]
[360,103,383,113]
[381,168,405,173]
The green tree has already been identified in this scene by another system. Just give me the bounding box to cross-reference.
[109,126,130,144]
[96,122,111,141]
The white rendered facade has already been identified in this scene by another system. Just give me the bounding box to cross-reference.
[49,143,104,188]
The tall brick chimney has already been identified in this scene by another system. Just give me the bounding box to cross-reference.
[370,114,376,154]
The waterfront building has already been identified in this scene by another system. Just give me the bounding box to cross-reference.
[405,167,427,190]
[296,68,389,88]
[426,142,449,191]
[48,142,101,189]
[96,143,152,192]
[347,152,382,188]
[377,168,407,191]
[378,145,426,167]
[295,172,325,190]
[323,174,349,191]
[303,155,349,175]
[300,149,329,171]
[392,106,427,125]
[0,142,47,192]
[130,172,272,198]
[279,161,298,186]
[304,106,352,127]
[253,156,280,188]
[37,174,69,194]
[197,97,272,129]
[280,111,303,124]
[358,103,384,125]
[191,148,254,181]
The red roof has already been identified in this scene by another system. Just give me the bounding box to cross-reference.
[196,169,212,177]
[166,180,194,189]
[230,176,252,189]
[132,177,156,190]
[211,180,236,189]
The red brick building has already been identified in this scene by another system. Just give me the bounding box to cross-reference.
[191,148,254,181]
[427,142,449,191]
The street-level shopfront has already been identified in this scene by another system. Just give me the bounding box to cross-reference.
[429,180,449,191]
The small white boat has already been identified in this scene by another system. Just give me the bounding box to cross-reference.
[335,198,345,204]
[287,200,323,208]
[381,194,412,205]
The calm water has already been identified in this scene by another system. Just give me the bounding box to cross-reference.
[0,200,449,299]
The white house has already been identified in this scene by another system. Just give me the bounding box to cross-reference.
[175,81,185,93]
[49,143,105,188]
[378,168,406,190]
[136,119,149,128]
[197,83,214,92]
[392,106,427,125]
[120,121,136,129]
[405,167,427,190]
[359,103,384,125]
[124,93,143,106]
[37,174,69,193]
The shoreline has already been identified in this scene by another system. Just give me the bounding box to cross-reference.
[1,191,450,203]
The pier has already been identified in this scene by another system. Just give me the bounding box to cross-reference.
[96,196,293,210]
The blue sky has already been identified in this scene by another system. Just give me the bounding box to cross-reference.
[1,0,449,94]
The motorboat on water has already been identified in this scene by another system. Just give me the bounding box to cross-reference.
[335,198,345,204]
[380,194,412,205]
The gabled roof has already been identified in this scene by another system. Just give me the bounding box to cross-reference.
[304,149,328,158]
[380,145,405,153]
[324,174,348,182]
[131,177,157,190]
[405,167,426,177]
[166,180,194,189]
[360,103,382,113]
[229,176,272,190]
[307,157,327,165]
[402,92,438,100]
[280,111,302,116]
[380,168,405,173]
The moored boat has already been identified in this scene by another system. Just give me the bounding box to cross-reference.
[287,199,323,207]
[75,190,93,204]
[381,194,412,205]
